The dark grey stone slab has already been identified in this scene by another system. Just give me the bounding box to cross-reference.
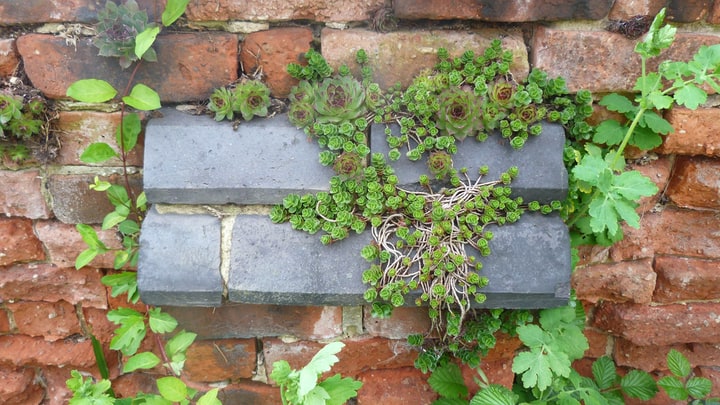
[138,207,223,306]
[228,212,569,308]
[143,108,335,205]
[371,122,568,203]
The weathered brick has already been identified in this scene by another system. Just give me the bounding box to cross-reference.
[0,217,45,266]
[0,307,10,333]
[0,366,43,405]
[111,372,159,398]
[710,1,720,23]
[654,255,720,302]
[0,0,165,24]
[0,169,51,219]
[575,244,611,267]
[54,111,143,167]
[165,304,343,340]
[572,258,656,304]
[609,207,720,261]
[7,300,82,341]
[34,220,122,269]
[241,27,313,98]
[321,28,528,91]
[661,108,720,157]
[584,328,611,358]
[611,0,711,22]
[593,302,720,346]
[364,307,432,339]
[394,0,613,21]
[185,0,384,22]
[215,380,282,405]
[666,156,720,210]
[0,335,97,369]
[628,154,673,213]
[48,173,143,225]
[40,367,73,405]
[666,0,712,22]
[263,337,417,382]
[0,39,19,78]
[357,367,436,405]
[0,263,106,308]
[184,338,257,382]
[615,337,720,372]
[609,0,666,20]
[17,33,238,102]
[532,30,720,93]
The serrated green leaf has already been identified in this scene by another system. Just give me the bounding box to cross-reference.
[666,349,691,377]
[620,369,658,400]
[109,312,146,356]
[116,112,141,152]
[674,83,707,109]
[162,0,190,26]
[593,120,626,146]
[102,271,138,303]
[647,90,674,110]
[517,324,546,348]
[433,399,468,405]
[469,384,518,405]
[135,26,160,60]
[641,111,674,135]
[197,388,222,405]
[428,362,469,399]
[592,356,618,390]
[157,376,188,402]
[634,8,675,58]
[123,351,161,372]
[320,374,363,405]
[658,376,687,400]
[633,72,663,98]
[67,79,118,103]
[148,308,178,334]
[599,94,636,114]
[303,385,331,405]
[629,125,664,150]
[123,84,161,111]
[80,142,118,163]
[614,170,658,201]
[686,377,713,399]
[588,196,620,236]
[298,342,345,397]
[270,360,293,384]
[571,154,611,188]
[75,248,98,270]
[513,349,556,391]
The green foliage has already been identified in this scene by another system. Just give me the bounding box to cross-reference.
[657,349,717,402]
[208,80,271,121]
[271,342,363,405]
[0,93,48,162]
[93,0,156,69]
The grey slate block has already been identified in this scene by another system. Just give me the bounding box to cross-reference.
[143,108,335,205]
[228,212,570,308]
[371,122,568,203]
[138,207,223,306]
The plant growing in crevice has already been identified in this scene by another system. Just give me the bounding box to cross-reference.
[94,0,158,69]
[208,80,272,122]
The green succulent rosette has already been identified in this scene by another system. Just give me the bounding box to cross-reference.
[314,76,367,123]
[435,88,481,140]
[94,0,155,69]
[234,81,271,121]
[288,102,315,128]
[208,87,235,121]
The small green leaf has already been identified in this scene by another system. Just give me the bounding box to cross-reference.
[157,376,188,402]
[135,26,160,60]
[165,330,197,358]
[197,388,222,405]
[76,224,108,251]
[124,351,161,372]
[599,93,635,114]
[666,349,691,377]
[647,90,674,110]
[686,376,712,399]
[658,376,687,400]
[148,308,178,334]
[102,271,139,303]
[428,362,469,399]
[298,342,345,397]
[162,0,190,26]
[620,369,658,400]
[641,111,674,135]
[593,120,626,146]
[116,112,141,152]
[75,248,98,269]
[67,79,118,103]
[118,219,141,235]
[270,360,293,384]
[123,84,161,111]
[592,356,618,390]
[80,142,118,163]
[469,385,518,405]
[674,83,707,109]
[102,211,127,230]
[319,374,363,405]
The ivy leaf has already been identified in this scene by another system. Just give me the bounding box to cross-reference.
[148,308,178,334]
[658,376,687,400]
[162,0,190,26]
[620,369,658,400]
[593,120,626,146]
[319,374,363,405]
[469,385,518,405]
[135,26,160,60]
[156,376,188,402]
[592,356,618,390]
[123,84,161,111]
[80,142,118,163]
[298,342,345,397]
[428,362,469,399]
[67,79,118,103]
[123,351,161,372]
[599,93,635,114]
[674,83,707,109]
[686,377,713,399]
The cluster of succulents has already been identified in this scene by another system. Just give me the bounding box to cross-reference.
[0,93,47,162]
[208,81,271,122]
[93,0,156,69]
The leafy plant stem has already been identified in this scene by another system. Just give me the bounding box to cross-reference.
[118,60,145,221]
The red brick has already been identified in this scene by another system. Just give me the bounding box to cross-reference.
[711,1,720,23]
[666,156,720,210]
[215,379,282,405]
[0,0,165,24]
[0,335,97,369]
[0,217,45,266]
[48,173,143,225]
[321,28,528,91]
[532,30,720,93]
[628,154,673,213]
[241,28,313,98]
[364,306,432,339]
[186,0,384,22]
[357,367,436,405]
[111,372,159,399]
[0,169,51,219]
[572,258,656,304]
[458,358,515,393]
[394,0,613,21]
[661,108,720,157]
[614,338,720,372]
[609,0,667,20]
[609,207,720,261]
[17,33,238,102]
[654,255,720,302]
[0,39,19,78]
[39,367,73,405]
[263,337,417,382]
[584,328,611,359]
[55,111,143,167]
[82,307,116,343]
[0,366,43,405]
[184,338,256,382]
[0,307,10,333]
[34,220,122,269]
[575,244,611,267]
[484,333,523,362]
[611,0,711,22]
[7,300,82,341]
[165,303,343,340]
[593,302,720,346]
[0,263,106,308]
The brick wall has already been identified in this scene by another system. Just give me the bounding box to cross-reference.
[1,0,720,403]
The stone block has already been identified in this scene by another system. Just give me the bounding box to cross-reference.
[143,108,335,205]
[137,207,223,306]
[371,122,568,203]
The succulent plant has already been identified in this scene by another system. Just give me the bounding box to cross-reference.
[436,88,481,140]
[488,80,515,107]
[208,87,235,121]
[288,80,316,105]
[332,151,364,179]
[427,150,454,179]
[314,76,367,123]
[288,102,315,128]
[94,0,156,69]
[365,83,385,111]
[234,81,271,121]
